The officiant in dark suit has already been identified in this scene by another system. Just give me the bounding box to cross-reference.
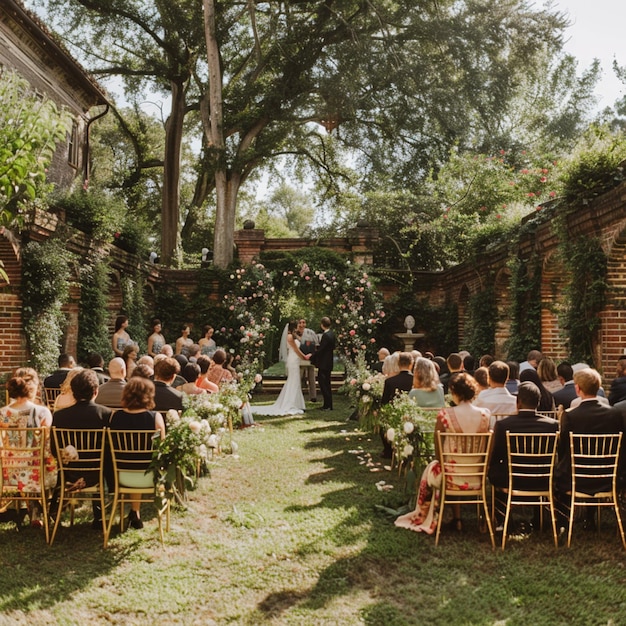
[311,317,335,411]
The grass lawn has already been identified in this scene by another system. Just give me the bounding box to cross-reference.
[1,393,626,625]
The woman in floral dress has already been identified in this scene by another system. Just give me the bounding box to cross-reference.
[0,367,57,527]
[395,372,492,534]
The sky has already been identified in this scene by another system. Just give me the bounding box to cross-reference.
[553,0,625,108]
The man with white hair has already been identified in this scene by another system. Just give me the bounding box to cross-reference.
[372,347,390,373]
[96,358,127,407]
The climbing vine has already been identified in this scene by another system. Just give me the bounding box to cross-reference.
[505,254,542,362]
[21,238,74,374]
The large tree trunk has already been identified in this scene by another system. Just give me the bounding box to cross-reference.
[160,79,185,264]
[204,0,235,269]
[214,172,241,268]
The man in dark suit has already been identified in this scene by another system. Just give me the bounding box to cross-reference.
[153,357,184,412]
[488,381,558,527]
[379,352,414,458]
[310,317,335,411]
[552,361,577,410]
[43,353,76,389]
[555,367,625,531]
[608,356,626,406]
[52,369,112,527]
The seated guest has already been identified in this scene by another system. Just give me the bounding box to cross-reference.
[462,354,475,376]
[519,368,555,412]
[44,353,76,389]
[52,369,113,528]
[176,363,205,395]
[439,353,464,394]
[608,356,626,406]
[53,367,84,411]
[552,362,577,410]
[519,349,542,374]
[409,357,445,408]
[505,361,520,396]
[153,357,184,412]
[206,349,234,387]
[188,344,201,363]
[479,354,494,368]
[488,381,558,528]
[160,344,174,357]
[195,356,220,393]
[555,367,624,531]
[475,361,517,417]
[122,343,139,380]
[137,354,154,370]
[97,358,127,408]
[569,364,608,408]
[109,378,165,529]
[372,348,390,373]
[537,357,563,394]
[0,367,56,526]
[130,363,154,379]
[382,352,400,377]
[473,367,489,393]
[395,372,492,534]
[380,352,414,458]
[86,352,109,384]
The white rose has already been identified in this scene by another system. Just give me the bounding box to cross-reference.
[188,420,202,434]
[360,395,371,404]
[402,444,414,458]
[362,382,371,391]
[403,421,415,434]
[386,428,395,442]
[208,434,219,448]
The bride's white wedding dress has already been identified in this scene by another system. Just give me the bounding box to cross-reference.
[252,339,305,416]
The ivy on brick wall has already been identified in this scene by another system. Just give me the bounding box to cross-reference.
[461,284,497,358]
[78,250,112,362]
[559,235,607,366]
[505,255,542,362]
[21,238,73,375]
[120,271,147,354]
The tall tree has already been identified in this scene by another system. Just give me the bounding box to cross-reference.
[32,0,597,267]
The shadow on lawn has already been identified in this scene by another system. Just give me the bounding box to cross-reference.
[255,411,430,623]
[256,408,626,625]
[0,513,153,612]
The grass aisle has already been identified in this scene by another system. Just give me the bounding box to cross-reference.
[2,394,626,624]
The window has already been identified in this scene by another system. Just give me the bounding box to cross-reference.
[68,121,79,168]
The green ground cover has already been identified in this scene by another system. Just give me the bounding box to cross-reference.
[0,394,625,625]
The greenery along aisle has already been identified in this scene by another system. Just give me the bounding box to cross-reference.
[2,397,626,624]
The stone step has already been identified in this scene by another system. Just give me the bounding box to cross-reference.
[256,372,345,394]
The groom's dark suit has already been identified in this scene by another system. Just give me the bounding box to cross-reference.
[312,328,335,410]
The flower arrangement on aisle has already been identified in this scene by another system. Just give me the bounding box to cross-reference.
[344,353,385,431]
[150,409,213,505]
[379,393,441,473]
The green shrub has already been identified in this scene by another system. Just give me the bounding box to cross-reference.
[21,239,73,374]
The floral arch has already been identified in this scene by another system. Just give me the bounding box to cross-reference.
[221,252,385,373]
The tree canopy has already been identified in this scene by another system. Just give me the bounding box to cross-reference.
[30,0,600,267]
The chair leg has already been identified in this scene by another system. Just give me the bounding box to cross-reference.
[435,489,445,547]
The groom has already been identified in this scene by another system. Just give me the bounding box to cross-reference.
[311,317,335,411]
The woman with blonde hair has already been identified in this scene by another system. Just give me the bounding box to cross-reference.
[53,366,84,411]
[409,357,445,408]
[537,357,563,394]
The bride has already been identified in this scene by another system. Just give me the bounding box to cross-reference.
[251,320,311,416]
